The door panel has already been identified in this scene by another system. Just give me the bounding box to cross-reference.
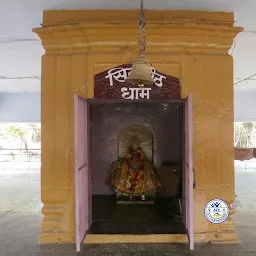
[74,94,90,251]
[87,105,93,227]
[184,94,194,250]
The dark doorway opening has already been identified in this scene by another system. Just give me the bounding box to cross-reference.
[88,100,185,235]
[90,195,185,234]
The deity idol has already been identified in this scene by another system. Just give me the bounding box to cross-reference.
[107,137,162,199]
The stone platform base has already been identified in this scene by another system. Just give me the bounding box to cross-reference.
[84,234,188,244]
[84,230,239,244]
[40,232,76,244]
[40,230,238,245]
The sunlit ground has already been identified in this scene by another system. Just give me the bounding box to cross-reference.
[235,159,256,170]
[0,161,40,175]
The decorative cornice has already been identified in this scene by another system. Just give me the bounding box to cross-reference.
[42,10,236,27]
[33,11,243,55]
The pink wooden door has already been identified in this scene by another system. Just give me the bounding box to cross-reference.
[183,94,194,250]
[74,94,92,251]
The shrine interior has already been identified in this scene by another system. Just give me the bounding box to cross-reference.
[88,100,186,235]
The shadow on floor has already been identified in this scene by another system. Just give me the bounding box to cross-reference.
[90,195,185,234]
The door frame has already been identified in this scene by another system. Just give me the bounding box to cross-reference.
[182,94,194,250]
[74,97,194,250]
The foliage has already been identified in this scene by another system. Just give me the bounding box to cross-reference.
[234,122,256,148]
[5,125,25,141]
[0,125,7,140]
[28,124,41,143]
[0,123,41,150]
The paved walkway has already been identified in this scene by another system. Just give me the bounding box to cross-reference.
[0,162,256,255]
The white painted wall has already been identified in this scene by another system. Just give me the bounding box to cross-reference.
[0,93,40,123]
[234,91,256,122]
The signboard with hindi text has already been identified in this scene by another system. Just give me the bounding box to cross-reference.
[94,64,181,100]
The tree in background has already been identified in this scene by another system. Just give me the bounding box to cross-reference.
[234,122,256,148]
[29,124,41,144]
[6,125,26,149]
[0,125,7,140]
[0,123,41,150]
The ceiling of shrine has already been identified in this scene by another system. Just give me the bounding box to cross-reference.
[0,0,256,93]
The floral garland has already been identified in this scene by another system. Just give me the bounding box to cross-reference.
[124,147,145,192]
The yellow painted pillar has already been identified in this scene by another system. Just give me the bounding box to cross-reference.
[39,50,89,244]
[34,10,242,244]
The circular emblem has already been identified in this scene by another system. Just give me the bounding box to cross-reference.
[204,199,229,224]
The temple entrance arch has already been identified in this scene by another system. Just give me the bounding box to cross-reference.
[74,64,194,251]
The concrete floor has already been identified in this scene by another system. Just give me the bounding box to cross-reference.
[0,162,256,256]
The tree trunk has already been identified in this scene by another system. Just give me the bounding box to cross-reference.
[24,140,28,151]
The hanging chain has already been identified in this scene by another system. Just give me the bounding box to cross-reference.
[138,0,146,54]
